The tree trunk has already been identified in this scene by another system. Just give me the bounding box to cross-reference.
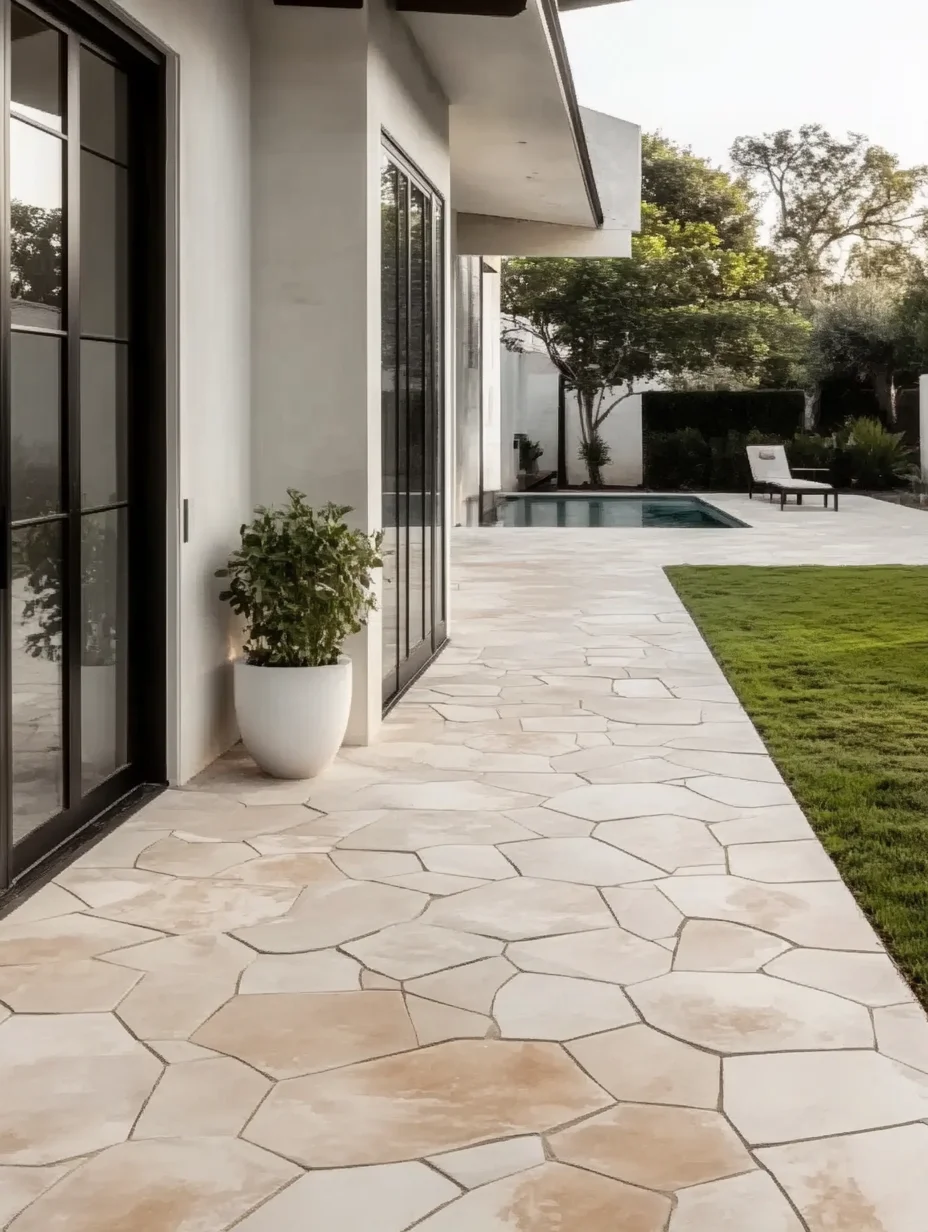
[872,366,897,425]
[577,391,603,486]
[803,386,821,432]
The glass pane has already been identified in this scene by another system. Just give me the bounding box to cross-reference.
[80,47,128,162]
[407,187,426,652]
[11,6,63,131]
[434,201,446,623]
[81,341,128,507]
[11,522,65,842]
[81,150,129,337]
[81,509,129,791]
[422,199,433,645]
[396,176,408,662]
[10,119,63,327]
[11,332,61,520]
[381,161,399,686]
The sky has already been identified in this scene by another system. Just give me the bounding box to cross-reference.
[563,0,928,174]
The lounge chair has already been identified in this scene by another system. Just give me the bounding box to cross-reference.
[746,445,838,511]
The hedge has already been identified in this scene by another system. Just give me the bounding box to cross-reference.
[642,389,805,437]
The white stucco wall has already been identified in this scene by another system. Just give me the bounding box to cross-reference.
[481,264,501,494]
[564,389,643,487]
[113,0,252,784]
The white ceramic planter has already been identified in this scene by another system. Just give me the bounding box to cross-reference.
[233,656,352,779]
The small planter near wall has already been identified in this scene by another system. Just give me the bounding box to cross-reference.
[217,493,383,780]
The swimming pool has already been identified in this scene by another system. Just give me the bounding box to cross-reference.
[495,494,747,528]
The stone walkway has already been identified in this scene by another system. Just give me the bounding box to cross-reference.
[2,494,928,1229]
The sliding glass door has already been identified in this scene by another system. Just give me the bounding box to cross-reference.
[0,0,165,889]
[380,142,445,704]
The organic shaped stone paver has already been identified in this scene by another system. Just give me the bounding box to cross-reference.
[727,839,840,882]
[0,1163,79,1228]
[724,1050,928,1144]
[406,996,491,1044]
[0,912,160,966]
[244,1040,612,1166]
[430,1136,546,1188]
[669,1170,804,1232]
[343,922,503,979]
[499,836,662,885]
[0,958,141,1012]
[92,879,298,933]
[673,919,791,973]
[238,948,362,994]
[411,1163,670,1231]
[545,783,738,823]
[567,1024,720,1109]
[330,850,422,879]
[405,955,517,1013]
[193,990,417,1078]
[0,1012,161,1164]
[135,837,257,878]
[232,1161,460,1232]
[420,844,515,880]
[5,1137,299,1232]
[764,948,911,1006]
[550,1103,755,1190]
[132,1057,270,1138]
[603,885,684,940]
[629,971,872,1053]
[874,1001,928,1073]
[596,814,724,871]
[493,972,638,1039]
[757,1123,928,1232]
[686,775,794,809]
[507,927,670,985]
[219,853,346,886]
[337,810,536,850]
[422,878,615,940]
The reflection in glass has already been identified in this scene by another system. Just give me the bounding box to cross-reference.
[381,161,399,687]
[81,510,129,791]
[80,47,128,162]
[407,188,426,652]
[10,119,63,327]
[11,332,61,520]
[434,201,446,624]
[11,523,64,842]
[81,150,129,337]
[11,6,63,131]
[81,341,128,507]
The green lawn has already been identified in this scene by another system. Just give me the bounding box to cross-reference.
[666,565,928,1005]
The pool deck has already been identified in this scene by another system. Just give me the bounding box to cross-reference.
[2,493,928,1230]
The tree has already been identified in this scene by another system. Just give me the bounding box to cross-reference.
[642,133,759,253]
[502,204,807,484]
[10,201,62,309]
[731,125,928,306]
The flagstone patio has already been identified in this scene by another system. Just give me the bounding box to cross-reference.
[2,493,928,1230]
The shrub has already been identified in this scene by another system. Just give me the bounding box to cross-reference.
[579,433,612,487]
[216,492,383,667]
[840,417,916,490]
[644,428,710,489]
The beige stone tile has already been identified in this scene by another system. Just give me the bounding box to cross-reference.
[344,923,503,980]
[406,995,491,1044]
[663,725,767,754]
[92,879,298,934]
[687,776,794,809]
[412,1163,670,1231]
[432,704,500,722]
[758,1123,928,1232]
[576,731,614,746]
[728,839,840,882]
[0,1012,161,1165]
[765,948,911,1007]
[386,872,488,895]
[146,1040,222,1062]
[0,1163,79,1227]
[421,844,515,880]
[669,1170,804,1232]
[674,920,790,973]
[194,989,417,1078]
[659,875,882,950]
[551,1103,754,1190]
[330,850,421,879]
[0,913,162,966]
[136,838,258,877]
[874,1001,928,1072]
[423,877,615,940]
[479,772,587,796]
[245,832,334,855]
[612,679,673,698]
[117,970,240,1040]
[551,745,666,773]
[104,929,256,974]
[7,1137,299,1232]
[169,803,320,841]
[467,731,579,755]
[709,805,814,845]
[1,883,87,922]
[244,1039,612,1166]
[133,1056,270,1138]
[361,969,401,989]
[582,757,707,784]
[494,972,638,1039]
[233,880,427,952]
[501,837,662,886]
[664,750,783,782]
[603,885,684,940]
[545,783,740,823]
[239,949,362,994]
[233,1162,460,1232]
[310,779,540,813]
[567,1023,720,1109]
[596,815,723,872]
[630,970,872,1053]
[284,809,384,840]
[405,955,517,1013]
[504,806,595,837]
[430,1136,545,1188]
[55,867,175,908]
[69,829,171,872]
[724,1050,928,1144]
[216,853,345,887]
[337,809,536,850]
[508,927,670,985]
[126,787,248,826]
[585,697,705,725]
[521,716,608,732]
[0,958,141,1012]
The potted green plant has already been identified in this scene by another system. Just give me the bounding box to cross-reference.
[216,491,383,779]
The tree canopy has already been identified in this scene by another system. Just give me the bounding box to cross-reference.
[642,133,758,253]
